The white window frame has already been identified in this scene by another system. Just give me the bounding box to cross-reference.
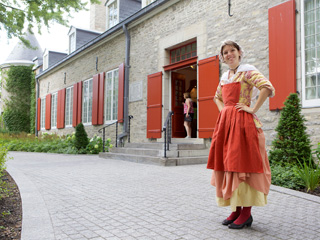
[301,0,320,107]
[51,92,58,129]
[69,32,76,54]
[65,86,74,127]
[105,68,119,123]
[40,97,46,130]
[82,79,93,125]
[106,0,119,29]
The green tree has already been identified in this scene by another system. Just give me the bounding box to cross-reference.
[3,66,33,132]
[269,93,312,165]
[74,122,89,151]
[0,0,99,47]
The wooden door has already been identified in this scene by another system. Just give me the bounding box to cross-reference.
[171,72,186,138]
[198,56,220,138]
[147,72,162,138]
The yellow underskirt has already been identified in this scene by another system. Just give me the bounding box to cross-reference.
[216,182,268,212]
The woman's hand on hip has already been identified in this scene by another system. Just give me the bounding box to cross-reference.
[235,103,254,114]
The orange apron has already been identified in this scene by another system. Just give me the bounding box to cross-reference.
[207,82,263,173]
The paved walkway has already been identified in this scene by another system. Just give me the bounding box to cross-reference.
[6,152,320,240]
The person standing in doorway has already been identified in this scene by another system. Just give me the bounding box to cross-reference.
[207,40,275,229]
[183,92,194,138]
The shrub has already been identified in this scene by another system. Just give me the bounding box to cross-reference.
[0,145,9,200]
[269,93,312,165]
[74,123,89,151]
[270,163,304,190]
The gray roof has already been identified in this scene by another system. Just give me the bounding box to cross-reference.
[1,32,43,67]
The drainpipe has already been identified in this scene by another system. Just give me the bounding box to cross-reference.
[35,76,40,137]
[118,24,130,142]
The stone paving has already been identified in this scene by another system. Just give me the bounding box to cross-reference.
[6,152,320,240]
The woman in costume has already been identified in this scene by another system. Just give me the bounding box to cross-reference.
[183,92,194,138]
[207,40,275,229]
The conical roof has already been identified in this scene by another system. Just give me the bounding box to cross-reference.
[1,32,43,68]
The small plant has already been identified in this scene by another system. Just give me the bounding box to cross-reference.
[313,142,320,162]
[74,123,89,151]
[295,155,320,192]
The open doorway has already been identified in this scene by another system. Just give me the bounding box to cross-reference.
[171,65,197,138]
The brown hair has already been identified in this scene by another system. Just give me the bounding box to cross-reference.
[219,40,243,62]
[183,92,190,98]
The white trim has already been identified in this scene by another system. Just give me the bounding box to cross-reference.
[40,97,46,130]
[82,78,93,125]
[68,29,76,54]
[65,86,74,127]
[106,0,119,29]
[301,0,320,108]
[51,92,58,129]
[104,68,119,123]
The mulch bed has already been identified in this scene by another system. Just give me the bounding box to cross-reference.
[0,170,22,240]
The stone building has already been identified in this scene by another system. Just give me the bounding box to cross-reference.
[35,0,320,153]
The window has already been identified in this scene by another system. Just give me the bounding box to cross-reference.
[106,0,119,29]
[69,32,76,53]
[51,92,58,129]
[43,53,48,70]
[170,42,197,64]
[142,0,156,7]
[105,69,118,122]
[302,0,320,107]
[40,97,46,130]
[65,86,73,127]
[82,79,93,124]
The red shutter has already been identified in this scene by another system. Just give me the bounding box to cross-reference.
[37,98,41,131]
[77,81,82,125]
[98,72,105,125]
[118,63,125,123]
[72,82,82,127]
[92,74,99,125]
[147,72,162,138]
[72,83,78,127]
[268,0,296,110]
[198,56,220,138]
[45,94,52,130]
[57,89,66,129]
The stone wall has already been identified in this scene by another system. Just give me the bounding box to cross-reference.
[38,0,320,149]
[38,33,126,146]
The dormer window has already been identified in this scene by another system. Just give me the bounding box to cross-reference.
[106,0,119,29]
[69,32,76,53]
[142,0,155,8]
[43,51,48,70]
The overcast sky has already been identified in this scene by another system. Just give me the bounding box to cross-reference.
[0,8,90,64]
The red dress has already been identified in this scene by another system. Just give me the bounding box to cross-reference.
[207,82,263,173]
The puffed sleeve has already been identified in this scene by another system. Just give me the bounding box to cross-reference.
[245,70,275,97]
[214,81,223,101]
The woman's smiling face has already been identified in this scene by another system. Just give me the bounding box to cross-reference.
[222,45,241,68]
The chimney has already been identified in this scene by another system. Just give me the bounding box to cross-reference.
[90,1,106,32]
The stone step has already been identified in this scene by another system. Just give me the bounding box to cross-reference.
[110,147,209,158]
[99,152,208,166]
[124,142,206,150]
[110,147,178,157]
